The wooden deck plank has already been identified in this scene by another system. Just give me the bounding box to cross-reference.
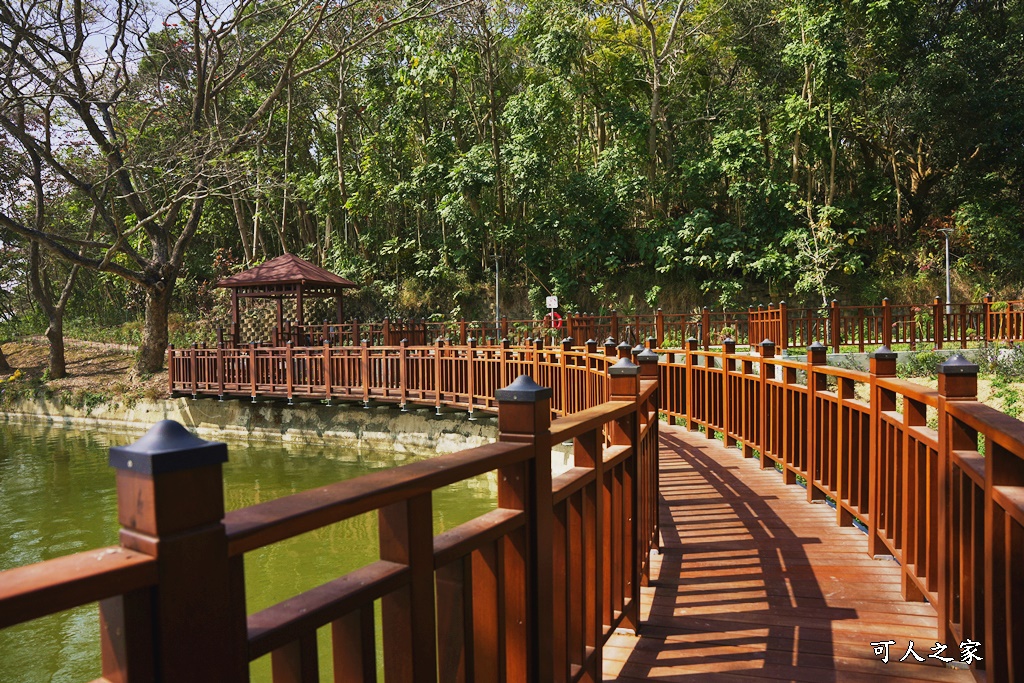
[604,425,977,682]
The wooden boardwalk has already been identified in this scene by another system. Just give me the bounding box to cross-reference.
[604,424,977,683]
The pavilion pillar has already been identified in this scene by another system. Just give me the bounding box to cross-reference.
[335,293,344,324]
[276,297,284,340]
[296,285,305,326]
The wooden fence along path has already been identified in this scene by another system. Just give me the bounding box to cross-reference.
[226,296,1024,352]
[2,337,1023,680]
[604,423,975,682]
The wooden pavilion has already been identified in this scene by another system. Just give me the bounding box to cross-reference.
[217,253,357,345]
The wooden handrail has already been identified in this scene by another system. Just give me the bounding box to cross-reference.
[1,347,659,683]
[224,440,533,556]
[9,328,1024,677]
[0,548,157,630]
[660,342,1023,680]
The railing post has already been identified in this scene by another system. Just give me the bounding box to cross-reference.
[636,346,661,585]
[323,338,333,404]
[867,345,897,558]
[459,318,468,345]
[190,343,198,398]
[434,337,444,415]
[584,339,598,407]
[467,337,477,417]
[285,341,294,405]
[617,340,631,360]
[496,375,554,683]
[603,337,617,357]
[655,308,664,347]
[532,337,543,379]
[779,301,789,351]
[721,337,736,449]
[934,296,944,349]
[758,340,775,470]
[684,338,698,432]
[960,302,968,349]
[398,338,408,410]
[881,298,892,348]
[361,338,370,408]
[383,317,391,346]
[560,337,573,414]
[701,307,711,350]
[167,345,175,395]
[607,358,641,640]
[806,342,829,501]
[249,342,257,403]
[216,342,225,400]
[983,293,993,345]
[936,354,979,655]
[830,300,840,353]
[104,421,244,683]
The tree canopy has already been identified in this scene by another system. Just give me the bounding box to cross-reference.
[2,0,1022,367]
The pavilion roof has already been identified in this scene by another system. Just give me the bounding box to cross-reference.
[217,254,357,290]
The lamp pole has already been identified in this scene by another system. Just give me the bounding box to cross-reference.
[939,228,953,314]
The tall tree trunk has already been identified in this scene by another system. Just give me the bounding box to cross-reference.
[138,284,174,373]
[0,346,10,373]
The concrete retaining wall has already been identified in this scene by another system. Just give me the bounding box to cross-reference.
[0,396,502,457]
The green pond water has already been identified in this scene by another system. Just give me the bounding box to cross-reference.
[0,420,496,682]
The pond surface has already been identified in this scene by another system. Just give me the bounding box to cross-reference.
[0,420,495,682]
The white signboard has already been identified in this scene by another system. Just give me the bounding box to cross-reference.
[545,295,559,309]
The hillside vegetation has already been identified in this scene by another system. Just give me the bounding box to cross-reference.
[1,0,1023,374]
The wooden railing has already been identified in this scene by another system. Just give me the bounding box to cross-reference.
[658,338,1023,681]
[0,346,660,683]
[217,296,1024,354]
[168,338,638,416]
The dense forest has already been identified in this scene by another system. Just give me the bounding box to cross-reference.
[1,0,1023,373]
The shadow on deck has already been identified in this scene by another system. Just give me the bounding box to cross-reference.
[604,424,976,682]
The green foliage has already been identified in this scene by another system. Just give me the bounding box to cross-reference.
[3,0,1024,340]
[898,349,945,378]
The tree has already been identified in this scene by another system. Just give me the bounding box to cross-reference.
[0,0,450,371]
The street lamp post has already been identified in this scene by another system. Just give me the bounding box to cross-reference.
[938,228,953,315]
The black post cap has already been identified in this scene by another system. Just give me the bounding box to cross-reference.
[609,357,641,376]
[637,348,660,364]
[939,354,979,375]
[759,339,776,348]
[808,341,826,351]
[109,420,227,475]
[869,345,897,361]
[495,375,553,402]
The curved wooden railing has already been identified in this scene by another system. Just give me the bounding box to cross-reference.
[168,338,634,416]
[0,344,660,683]
[659,338,1023,680]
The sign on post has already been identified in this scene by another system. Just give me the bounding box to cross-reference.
[545,295,558,310]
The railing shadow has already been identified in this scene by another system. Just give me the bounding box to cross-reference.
[616,427,860,680]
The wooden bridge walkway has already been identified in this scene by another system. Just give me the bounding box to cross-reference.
[604,424,975,683]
